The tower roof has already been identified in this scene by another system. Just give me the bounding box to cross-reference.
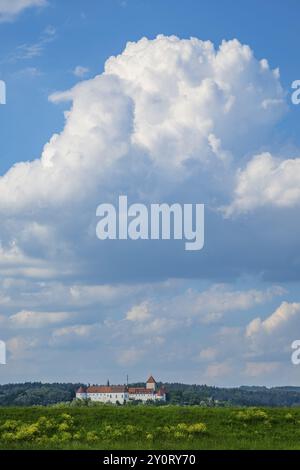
[147,375,156,384]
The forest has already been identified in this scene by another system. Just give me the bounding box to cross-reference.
[2,382,300,407]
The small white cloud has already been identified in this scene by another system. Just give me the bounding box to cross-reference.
[0,0,48,23]
[246,301,300,337]
[73,66,90,78]
[126,301,151,322]
[243,302,300,361]
[10,310,72,328]
[52,324,96,339]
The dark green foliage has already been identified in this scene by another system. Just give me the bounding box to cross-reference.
[164,383,300,407]
[2,382,300,407]
[0,383,79,406]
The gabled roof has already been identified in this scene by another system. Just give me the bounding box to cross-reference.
[76,386,87,393]
[146,375,156,384]
[87,385,127,393]
[128,387,154,395]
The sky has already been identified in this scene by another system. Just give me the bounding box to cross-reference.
[0,0,300,387]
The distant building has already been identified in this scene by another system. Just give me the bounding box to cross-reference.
[76,385,128,404]
[76,376,166,404]
[128,375,166,402]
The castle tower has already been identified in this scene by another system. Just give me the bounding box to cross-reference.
[146,375,156,391]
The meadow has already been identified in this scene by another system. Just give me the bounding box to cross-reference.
[0,405,300,450]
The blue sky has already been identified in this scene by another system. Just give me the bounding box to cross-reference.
[1,0,300,387]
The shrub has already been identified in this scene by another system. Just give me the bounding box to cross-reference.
[86,431,98,442]
[235,409,269,423]
[1,420,19,431]
[60,432,72,441]
[58,422,70,432]
[187,423,207,434]
[174,431,185,439]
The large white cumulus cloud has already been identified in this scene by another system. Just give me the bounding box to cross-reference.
[0,35,285,214]
[105,36,284,169]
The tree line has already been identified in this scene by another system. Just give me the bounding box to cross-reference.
[1,382,300,407]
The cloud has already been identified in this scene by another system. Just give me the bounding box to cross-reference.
[6,336,37,359]
[215,301,300,372]
[164,284,285,324]
[0,273,293,384]
[185,300,300,385]
[51,323,101,346]
[0,36,285,214]
[225,153,300,216]
[0,34,299,385]
[0,0,47,23]
[116,285,283,344]
[9,310,72,328]
[73,66,90,78]
[0,243,71,279]
[246,301,300,338]
[0,35,290,289]
[245,361,279,377]
[10,25,56,61]
[125,301,151,322]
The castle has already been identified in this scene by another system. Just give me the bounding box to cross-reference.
[76,375,166,404]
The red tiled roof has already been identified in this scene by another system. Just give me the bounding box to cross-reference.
[128,387,154,395]
[146,375,156,384]
[76,386,87,393]
[87,385,127,393]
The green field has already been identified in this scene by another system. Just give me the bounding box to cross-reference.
[0,405,300,450]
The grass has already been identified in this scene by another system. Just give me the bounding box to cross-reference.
[0,405,300,449]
